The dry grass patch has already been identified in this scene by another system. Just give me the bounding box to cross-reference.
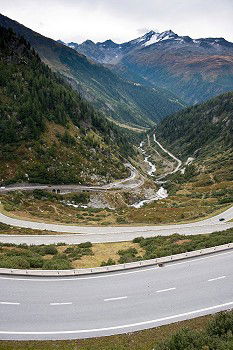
[71,242,143,268]
[175,239,192,245]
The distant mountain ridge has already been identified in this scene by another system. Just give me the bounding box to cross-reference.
[0,14,184,128]
[66,30,233,105]
[65,29,233,64]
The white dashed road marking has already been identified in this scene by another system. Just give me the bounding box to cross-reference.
[104,296,128,302]
[208,276,226,282]
[156,287,176,293]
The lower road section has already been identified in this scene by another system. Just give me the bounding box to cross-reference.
[0,250,232,340]
[0,206,233,245]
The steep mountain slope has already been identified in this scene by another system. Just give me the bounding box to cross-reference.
[0,26,137,185]
[0,14,184,128]
[156,92,233,183]
[69,30,233,105]
[156,92,233,157]
[121,34,233,105]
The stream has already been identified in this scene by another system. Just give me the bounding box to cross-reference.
[131,141,168,208]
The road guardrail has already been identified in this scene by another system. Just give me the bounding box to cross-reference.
[0,243,232,277]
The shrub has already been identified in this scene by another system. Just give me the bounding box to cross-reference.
[78,242,92,248]
[133,237,144,243]
[118,248,138,257]
[207,311,233,337]
[0,223,11,231]
[41,245,58,255]
[0,256,30,269]
[3,203,16,211]
[67,246,93,260]
[154,311,233,349]
[100,258,116,266]
[218,196,233,204]
[32,189,55,201]
[28,256,44,268]
[64,247,74,254]
[42,258,71,270]
[70,193,90,204]
[5,249,34,257]
[117,247,140,264]
[155,328,203,350]
[80,248,94,256]
[116,216,128,224]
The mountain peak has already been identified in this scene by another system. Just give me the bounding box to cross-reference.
[143,29,178,47]
[82,39,95,45]
[57,39,65,45]
[97,39,118,48]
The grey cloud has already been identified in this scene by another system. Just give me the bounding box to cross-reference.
[0,0,232,43]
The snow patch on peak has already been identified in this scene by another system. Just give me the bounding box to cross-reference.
[144,30,177,47]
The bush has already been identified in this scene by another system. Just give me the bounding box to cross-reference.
[133,237,144,243]
[154,311,233,350]
[116,216,128,224]
[100,258,116,266]
[78,242,92,248]
[117,247,140,264]
[64,247,74,254]
[0,256,30,269]
[0,223,11,231]
[5,249,34,257]
[207,311,233,337]
[41,245,58,255]
[28,256,44,268]
[218,196,233,204]
[32,189,56,201]
[42,258,71,270]
[70,193,90,204]
[118,247,138,257]
[155,328,203,350]
[68,247,93,260]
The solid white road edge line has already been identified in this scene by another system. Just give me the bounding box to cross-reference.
[0,250,232,282]
[208,276,226,282]
[104,296,128,302]
[1,301,233,334]
[0,302,20,305]
[156,287,176,293]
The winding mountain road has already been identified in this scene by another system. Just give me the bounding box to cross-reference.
[0,206,232,245]
[0,163,143,194]
[0,137,232,245]
[0,250,232,340]
[153,134,182,179]
[0,140,232,341]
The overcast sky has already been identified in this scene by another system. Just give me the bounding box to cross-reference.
[1,0,232,43]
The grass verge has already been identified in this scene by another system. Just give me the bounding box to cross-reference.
[0,311,232,350]
[0,228,232,269]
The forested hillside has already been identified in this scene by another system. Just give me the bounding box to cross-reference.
[0,26,138,185]
[156,92,233,158]
[156,92,233,188]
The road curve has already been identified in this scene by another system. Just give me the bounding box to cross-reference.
[153,134,182,179]
[0,163,143,193]
[0,207,232,245]
[0,250,232,340]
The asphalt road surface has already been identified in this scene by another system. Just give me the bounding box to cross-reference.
[0,250,232,340]
[0,163,143,194]
[0,206,232,245]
